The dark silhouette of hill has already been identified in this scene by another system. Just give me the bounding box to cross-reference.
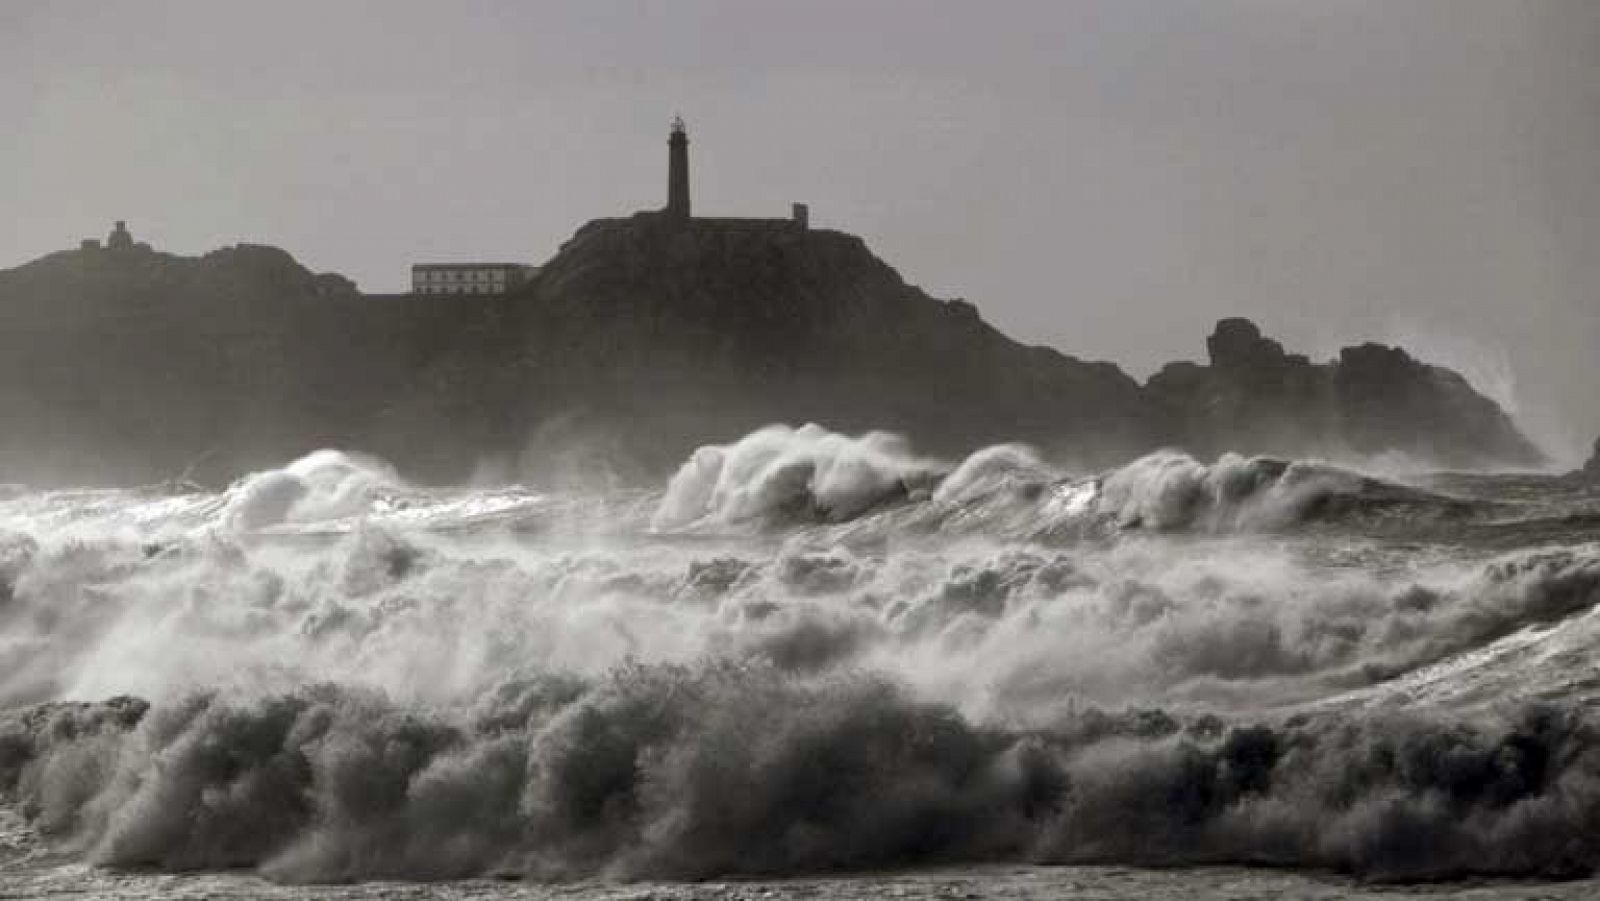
[0,240,486,484]
[0,219,1544,485]
[368,214,1163,480]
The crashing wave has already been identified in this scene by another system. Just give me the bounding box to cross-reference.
[220,449,408,532]
[652,424,942,530]
[650,427,1489,541]
[1091,450,1483,533]
[4,670,1599,882]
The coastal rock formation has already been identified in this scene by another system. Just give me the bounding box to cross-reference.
[0,220,1545,485]
[1147,318,1543,470]
[0,235,471,483]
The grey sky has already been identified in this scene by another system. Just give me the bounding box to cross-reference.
[5,1,1598,461]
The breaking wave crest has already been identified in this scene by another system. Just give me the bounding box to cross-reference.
[651,427,1488,540]
[652,424,942,529]
[221,449,406,532]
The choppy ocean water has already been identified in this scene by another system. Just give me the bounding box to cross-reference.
[5,425,1600,897]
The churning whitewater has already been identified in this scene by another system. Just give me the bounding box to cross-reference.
[4,424,1600,893]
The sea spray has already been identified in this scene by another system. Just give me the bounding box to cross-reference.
[2,426,1600,882]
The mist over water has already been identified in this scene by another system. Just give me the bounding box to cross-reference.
[4,424,1600,887]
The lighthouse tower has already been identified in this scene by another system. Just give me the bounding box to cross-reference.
[667,115,690,220]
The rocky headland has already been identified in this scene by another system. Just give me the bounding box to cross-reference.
[0,216,1546,485]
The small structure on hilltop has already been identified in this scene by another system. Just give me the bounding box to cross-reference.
[108,220,134,251]
[668,115,691,220]
[411,262,538,296]
[81,221,152,256]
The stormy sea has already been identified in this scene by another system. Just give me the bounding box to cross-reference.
[5,424,1600,900]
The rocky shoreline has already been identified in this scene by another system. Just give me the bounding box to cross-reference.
[0,217,1547,484]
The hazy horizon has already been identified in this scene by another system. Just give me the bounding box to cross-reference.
[6,1,1598,462]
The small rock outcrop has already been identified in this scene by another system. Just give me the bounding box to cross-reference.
[1581,437,1600,480]
[1148,317,1544,469]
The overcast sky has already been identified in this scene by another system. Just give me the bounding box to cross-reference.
[5,1,1598,461]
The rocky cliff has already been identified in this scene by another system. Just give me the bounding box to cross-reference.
[0,218,1545,485]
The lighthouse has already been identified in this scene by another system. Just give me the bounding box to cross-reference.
[667,115,690,220]
[649,115,808,229]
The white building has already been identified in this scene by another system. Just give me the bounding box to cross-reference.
[411,263,537,296]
